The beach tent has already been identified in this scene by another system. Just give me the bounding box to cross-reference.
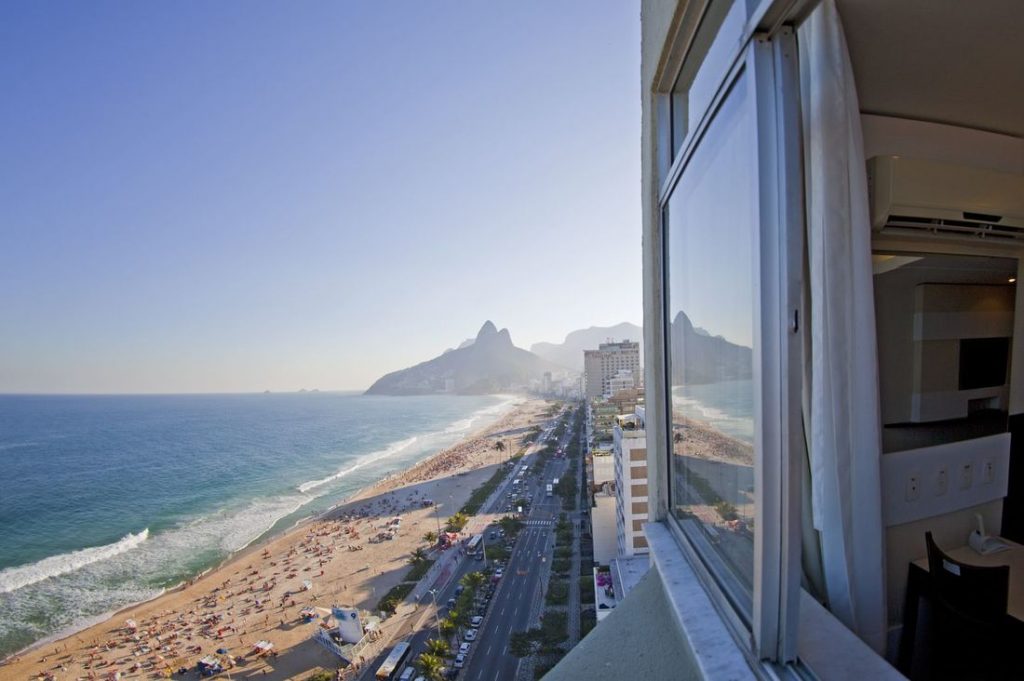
[251,640,274,657]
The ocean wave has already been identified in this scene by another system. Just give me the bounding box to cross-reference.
[0,495,309,655]
[297,435,419,493]
[0,529,149,594]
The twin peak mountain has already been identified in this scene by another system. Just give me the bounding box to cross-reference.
[365,321,559,395]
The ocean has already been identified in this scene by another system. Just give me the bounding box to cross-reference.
[672,379,754,444]
[0,392,516,658]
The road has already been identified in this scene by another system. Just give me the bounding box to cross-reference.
[460,420,572,681]
[358,411,572,681]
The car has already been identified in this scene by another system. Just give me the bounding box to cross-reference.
[494,568,504,579]
[454,585,464,596]
[464,628,477,641]
[454,654,466,669]
[470,615,483,627]
[459,642,471,654]
[447,598,456,608]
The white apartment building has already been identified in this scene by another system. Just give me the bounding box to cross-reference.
[607,370,635,396]
[583,340,641,399]
[613,408,648,557]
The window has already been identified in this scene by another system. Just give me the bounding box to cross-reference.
[666,64,758,603]
[655,4,804,661]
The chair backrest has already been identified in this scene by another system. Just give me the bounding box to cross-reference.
[924,531,1010,621]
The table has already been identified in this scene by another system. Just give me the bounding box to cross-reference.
[898,538,1024,675]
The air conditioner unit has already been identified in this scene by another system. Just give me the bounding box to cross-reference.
[867,156,1024,243]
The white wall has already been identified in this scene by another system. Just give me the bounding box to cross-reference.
[592,493,618,566]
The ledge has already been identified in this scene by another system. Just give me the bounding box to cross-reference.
[645,522,756,680]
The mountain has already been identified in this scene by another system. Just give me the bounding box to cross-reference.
[669,311,752,384]
[530,322,644,371]
[365,321,560,395]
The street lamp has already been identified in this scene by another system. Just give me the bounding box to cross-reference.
[427,589,443,640]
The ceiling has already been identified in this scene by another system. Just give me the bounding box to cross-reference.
[838,0,1024,138]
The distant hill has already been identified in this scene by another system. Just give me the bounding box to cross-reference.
[365,321,560,395]
[530,322,644,371]
[669,311,752,384]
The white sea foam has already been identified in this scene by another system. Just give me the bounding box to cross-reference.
[297,435,419,493]
[0,529,150,594]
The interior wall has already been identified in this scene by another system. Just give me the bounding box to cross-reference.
[865,115,1023,630]
[875,268,1015,425]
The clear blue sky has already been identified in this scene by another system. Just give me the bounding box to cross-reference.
[0,2,641,393]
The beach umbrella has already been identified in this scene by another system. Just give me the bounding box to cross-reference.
[216,648,229,655]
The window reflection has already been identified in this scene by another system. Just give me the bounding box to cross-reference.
[666,71,756,595]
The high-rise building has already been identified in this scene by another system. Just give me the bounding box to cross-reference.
[613,407,648,557]
[583,340,641,399]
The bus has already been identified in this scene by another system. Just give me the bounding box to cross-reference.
[466,535,482,553]
[375,642,411,680]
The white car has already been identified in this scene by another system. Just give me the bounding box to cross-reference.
[454,654,466,669]
[459,642,471,654]
[470,615,483,627]
[494,568,504,579]
[464,628,478,641]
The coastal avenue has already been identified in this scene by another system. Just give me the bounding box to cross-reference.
[359,408,572,681]
[461,442,568,681]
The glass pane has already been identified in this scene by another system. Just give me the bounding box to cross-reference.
[666,70,757,596]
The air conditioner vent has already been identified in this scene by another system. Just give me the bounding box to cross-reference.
[868,157,1024,246]
[883,215,1024,242]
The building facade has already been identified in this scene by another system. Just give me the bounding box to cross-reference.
[583,340,641,399]
[613,409,649,557]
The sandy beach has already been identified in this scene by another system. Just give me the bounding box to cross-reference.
[1,398,552,681]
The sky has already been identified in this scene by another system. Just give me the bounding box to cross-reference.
[0,2,642,393]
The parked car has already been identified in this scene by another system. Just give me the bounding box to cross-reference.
[454,654,466,669]
[459,642,471,654]
[464,628,477,642]
[494,568,504,579]
[470,615,483,627]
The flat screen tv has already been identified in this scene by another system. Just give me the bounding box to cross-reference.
[959,337,1010,391]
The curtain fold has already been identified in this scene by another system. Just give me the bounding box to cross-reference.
[797,0,887,654]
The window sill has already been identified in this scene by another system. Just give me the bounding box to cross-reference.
[797,592,906,680]
[645,522,756,680]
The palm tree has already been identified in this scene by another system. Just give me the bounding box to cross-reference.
[460,571,486,594]
[439,618,456,638]
[494,439,506,455]
[423,530,438,545]
[445,512,469,533]
[448,607,469,628]
[416,652,445,681]
[424,638,450,658]
[408,547,428,565]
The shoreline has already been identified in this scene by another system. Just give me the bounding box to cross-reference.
[0,397,551,680]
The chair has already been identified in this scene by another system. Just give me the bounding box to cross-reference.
[909,532,1012,680]
[925,531,1009,620]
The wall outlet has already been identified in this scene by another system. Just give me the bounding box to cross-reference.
[935,466,948,496]
[960,462,973,490]
[982,458,995,484]
[906,473,921,502]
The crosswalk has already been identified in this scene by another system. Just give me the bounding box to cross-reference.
[522,519,552,527]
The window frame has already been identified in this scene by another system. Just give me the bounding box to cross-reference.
[655,5,804,664]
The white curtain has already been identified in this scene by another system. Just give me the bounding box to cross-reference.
[798,0,887,654]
